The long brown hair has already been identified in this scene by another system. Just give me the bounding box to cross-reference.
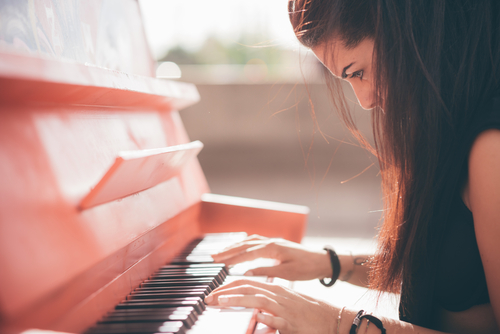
[289,0,500,318]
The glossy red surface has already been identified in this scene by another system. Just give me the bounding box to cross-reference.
[0,2,308,333]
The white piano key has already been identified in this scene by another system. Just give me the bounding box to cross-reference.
[186,307,255,334]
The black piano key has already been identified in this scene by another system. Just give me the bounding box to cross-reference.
[152,268,222,273]
[134,285,213,294]
[154,268,225,277]
[154,270,226,281]
[152,272,226,283]
[171,257,215,264]
[150,273,221,278]
[142,277,216,283]
[138,284,214,293]
[108,307,193,315]
[132,287,209,293]
[106,307,196,325]
[103,316,194,328]
[176,249,227,256]
[123,297,201,304]
[122,296,204,306]
[128,291,206,300]
[100,313,196,328]
[134,286,208,291]
[108,307,194,317]
[157,263,227,272]
[117,298,205,314]
[159,263,226,268]
[154,268,223,273]
[140,279,217,290]
[150,274,224,285]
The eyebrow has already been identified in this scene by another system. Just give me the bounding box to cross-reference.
[341,63,354,79]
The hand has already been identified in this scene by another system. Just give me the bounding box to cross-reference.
[205,279,338,334]
[211,235,332,281]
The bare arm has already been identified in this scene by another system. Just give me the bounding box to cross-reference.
[205,280,449,334]
[338,253,372,288]
[211,235,373,288]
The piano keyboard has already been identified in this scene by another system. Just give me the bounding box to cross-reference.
[85,233,265,334]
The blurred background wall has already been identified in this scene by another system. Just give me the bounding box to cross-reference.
[139,0,382,238]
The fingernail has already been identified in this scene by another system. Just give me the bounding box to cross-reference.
[218,296,229,304]
[244,270,253,276]
[256,313,264,322]
[205,295,213,303]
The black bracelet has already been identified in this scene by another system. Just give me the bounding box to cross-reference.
[349,310,365,334]
[319,246,341,287]
[360,314,386,334]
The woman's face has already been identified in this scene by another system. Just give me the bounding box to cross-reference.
[313,38,376,110]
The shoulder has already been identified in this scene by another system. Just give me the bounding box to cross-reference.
[462,129,500,209]
[467,129,500,320]
[467,128,500,214]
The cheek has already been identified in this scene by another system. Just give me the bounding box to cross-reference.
[349,81,375,110]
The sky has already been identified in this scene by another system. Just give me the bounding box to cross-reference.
[138,0,300,59]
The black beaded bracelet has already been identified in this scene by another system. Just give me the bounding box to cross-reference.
[319,246,341,287]
[360,314,387,334]
[349,310,365,334]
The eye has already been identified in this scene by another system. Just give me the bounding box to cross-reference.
[350,70,364,79]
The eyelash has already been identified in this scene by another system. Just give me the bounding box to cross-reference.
[350,70,364,79]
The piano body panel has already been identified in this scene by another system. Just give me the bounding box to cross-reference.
[0,53,209,332]
[0,203,203,333]
[199,194,309,243]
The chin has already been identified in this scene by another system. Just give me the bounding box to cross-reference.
[360,103,375,110]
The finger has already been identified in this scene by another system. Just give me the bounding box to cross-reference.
[243,234,267,241]
[209,279,292,299]
[212,279,307,305]
[224,235,268,251]
[245,264,289,278]
[294,290,319,302]
[212,247,251,262]
[247,262,316,281]
[213,236,276,261]
[219,244,279,266]
[206,284,279,305]
[225,237,265,250]
[211,241,263,261]
[213,279,283,293]
[217,293,284,316]
[256,313,289,332]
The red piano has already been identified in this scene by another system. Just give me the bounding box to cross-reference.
[0,1,308,334]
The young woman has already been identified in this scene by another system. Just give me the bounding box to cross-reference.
[205,1,500,333]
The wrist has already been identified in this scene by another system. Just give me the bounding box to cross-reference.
[317,250,355,282]
[320,247,340,287]
[338,252,355,281]
[317,249,333,279]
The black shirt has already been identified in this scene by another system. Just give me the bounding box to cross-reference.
[400,96,500,328]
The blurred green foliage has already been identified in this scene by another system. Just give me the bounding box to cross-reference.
[158,34,290,65]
